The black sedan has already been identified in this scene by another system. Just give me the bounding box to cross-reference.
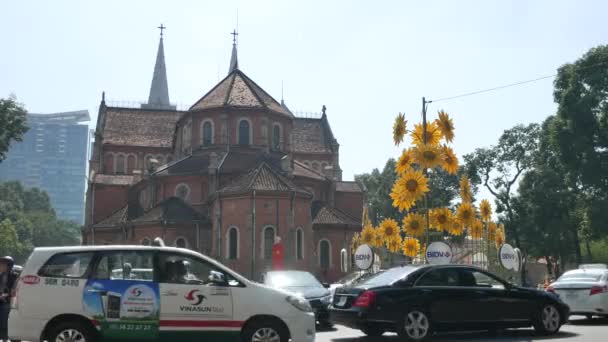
[330,265,569,340]
[263,270,333,327]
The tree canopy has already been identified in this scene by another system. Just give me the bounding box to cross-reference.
[0,95,28,162]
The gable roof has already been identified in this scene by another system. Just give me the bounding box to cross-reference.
[312,204,360,226]
[293,160,329,181]
[131,197,206,224]
[93,205,128,228]
[336,181,363,193]
[189,69,292,117]
[218,162,311,196]
[102,107,184,148]
[292,116,337,154]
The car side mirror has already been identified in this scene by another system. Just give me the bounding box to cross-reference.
[208,271,226,285]
[322,282,330,288]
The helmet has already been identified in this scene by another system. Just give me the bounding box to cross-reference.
[0,256,14,268]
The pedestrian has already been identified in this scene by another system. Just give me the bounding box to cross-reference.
[0,256,17,342]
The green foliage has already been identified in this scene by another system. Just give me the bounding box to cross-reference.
[0,95,29,162]
[0,219,25,257]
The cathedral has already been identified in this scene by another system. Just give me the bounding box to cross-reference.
[84,30,365,282]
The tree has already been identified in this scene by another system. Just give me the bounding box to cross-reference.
[0,95,28,162]
[464,123,540,247]
[0,218,25,257]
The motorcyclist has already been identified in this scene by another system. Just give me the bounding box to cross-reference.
[0,256,18,342]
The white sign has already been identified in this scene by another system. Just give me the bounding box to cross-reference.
[425,242,453,265]
[499,244,518,270]
[354,244,374,270]
[513,248,522,272]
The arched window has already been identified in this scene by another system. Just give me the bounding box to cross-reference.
[319,239,331,270]
[156,155,164,166]
[175,183,191,202]
[202,121,213,146]
[115,154,126,174]
[272,125,281,151]
[238,120,250,145]
[263,226,275,259]
[141,237,151,246]
[175,237,187,248]
[340,248,348,273]
[303,161,311,168]
[227,227,239,260]
[127,154,137,174]
[312,162,320,171]
[295,228,304,260]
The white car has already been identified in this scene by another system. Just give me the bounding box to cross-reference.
[547,264,608,319]
[9,241,315,342]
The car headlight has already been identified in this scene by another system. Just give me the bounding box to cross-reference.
[320,295,332,304]
[286,295,313,312]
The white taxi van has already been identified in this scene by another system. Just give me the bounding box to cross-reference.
[9,241,315,342]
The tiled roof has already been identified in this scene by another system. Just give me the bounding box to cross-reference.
[218,162,311,195]
[102,107,183,148]
[312,205,360,226]
[293,160,328,181]
[292,118,333,153]
[153,154,213,176]
[189,69,291,117]
[94,174,134,186]
[336,181,363,193]
[132,197,205,224]
[93,205,128,227]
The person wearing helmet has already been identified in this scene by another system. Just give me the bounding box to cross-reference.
[0,256,17,342]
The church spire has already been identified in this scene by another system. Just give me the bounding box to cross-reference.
[229,29,239,73]
[142,24,175,110]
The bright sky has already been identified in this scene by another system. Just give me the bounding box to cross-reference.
[2,0,607,187]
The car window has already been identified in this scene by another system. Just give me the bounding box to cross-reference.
[360,266,418,287]
[157,253,240,287]
[466,270,505,289]
[415,268,460,287]
[38,252,94,278]
[93,251,154,281]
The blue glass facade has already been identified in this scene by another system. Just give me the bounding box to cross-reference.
[0,111,90,224]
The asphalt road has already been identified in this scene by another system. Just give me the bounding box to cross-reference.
[317,316,608,342]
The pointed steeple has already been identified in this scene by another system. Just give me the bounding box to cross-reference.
[229,29,239,73]
[142,24,175,110]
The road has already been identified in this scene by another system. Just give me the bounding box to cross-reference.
[317,316,607,342]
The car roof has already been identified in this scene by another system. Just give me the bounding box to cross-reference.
[562,268,607,275]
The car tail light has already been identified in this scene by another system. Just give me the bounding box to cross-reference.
[589,285,608,296]
[353,291,376,308]
[545,286,555,294]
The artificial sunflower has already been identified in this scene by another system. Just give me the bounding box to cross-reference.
[372,228,384,248]
[393,113,407,146]
[360,224,376,245]
[362,206,371,226]
[440,145,459,175]
[487,221,498,241]
[456,202,475,227]
[379,218,401,243]
[495,226,505,248]
[413,144,442,169]
[479,199,492,222]
[387,235,403,253]
[430,208,453,232]
[459,175,473,203]
[435,110,455,143]
[411,121,442,147]
[390,168,430,211]
[402,237,421,258]
[470,219,484,240]
[449,221,464,236]
[396,149,414,175]
[402,213,426,237]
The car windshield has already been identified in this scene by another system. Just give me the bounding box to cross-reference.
[359,267,418,287]
[558,271,604,282]
[265,271,321,288]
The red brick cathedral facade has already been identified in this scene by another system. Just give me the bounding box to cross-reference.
[84,35,364,282]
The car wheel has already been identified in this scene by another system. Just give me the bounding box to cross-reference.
[47,321,96,342]
[533,304,562,335]
[243,319,289,342]
[398,310,431,341]
[361,326,385,336]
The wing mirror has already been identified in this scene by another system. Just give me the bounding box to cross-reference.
[208,270,226,285]
[322,282,330,288]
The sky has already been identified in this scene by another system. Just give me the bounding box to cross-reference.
[2,0,608,194]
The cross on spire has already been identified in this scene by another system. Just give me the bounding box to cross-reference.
[231,29,238,45]
[158,24,166,38]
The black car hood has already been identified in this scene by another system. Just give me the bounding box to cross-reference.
[279,286,330,299]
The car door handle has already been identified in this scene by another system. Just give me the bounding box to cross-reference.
[87,289,108,295]
[420,289,432,294]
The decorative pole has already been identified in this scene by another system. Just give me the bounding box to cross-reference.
[422,97,431,261]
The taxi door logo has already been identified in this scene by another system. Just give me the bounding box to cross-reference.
[185,289,206,305]
[130,287,143,297]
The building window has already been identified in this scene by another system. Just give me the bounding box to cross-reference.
[141,237,151,246]
[127,154,137,174]
[202,121,213,146]
[175,183,191,202]
[238,120,250,145]
[319,239,331,270]
[312,162,320,171]
[263,226,275,260]
[227,226,239,260]
[272,124,281,151]
[295,228,304,260]
[175,237,187,248]
[340,248,348,273]
[115,154,126,174]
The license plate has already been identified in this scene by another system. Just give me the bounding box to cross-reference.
[337,296,347,307]
[565,292,579,300]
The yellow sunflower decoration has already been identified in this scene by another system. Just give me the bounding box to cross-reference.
[430,208,453,232]
[387,235,403,253]
[396,149,414,175]
[402,213,426,237]
[449,221,464,236]
[435,110,455,143]
[390,168,430,210]
[459,175,473,203]
[470,219,484,240]
[440,145,459,175]
[456,202,475,227]
[402,237,421,258]
[487,221,497,240]
[413,144,442,169]
[379,218,401,243]
[372,227,384,248]
[351,233,360,253]
[495,225,506,248]
[393,113,407,146]
[479,199,492,222]
[360,224,376,245]
[411,122,442,147]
